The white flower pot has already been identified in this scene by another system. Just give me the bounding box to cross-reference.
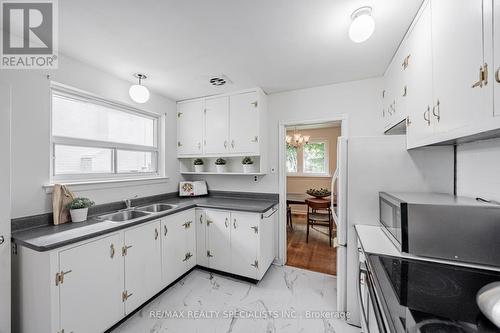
[216,165,226,173]
[242,164,255,173]
[194,165,204,173]
[70,207,88,223]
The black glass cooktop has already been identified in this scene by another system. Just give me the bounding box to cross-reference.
[367,254,500,333]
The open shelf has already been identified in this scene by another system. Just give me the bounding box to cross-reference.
[180,171,265,176]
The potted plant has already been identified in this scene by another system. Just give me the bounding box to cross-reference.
[242,156,255,173]
[193,158,204,173]
[66,197,95,223]
[215,158,227,173]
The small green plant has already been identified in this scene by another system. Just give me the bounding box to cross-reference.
[66,197,95,210]
[215,158,226,165]
[193,158,204,165]
[242,156,254,165]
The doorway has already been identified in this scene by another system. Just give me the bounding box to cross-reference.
[278,116,347,276]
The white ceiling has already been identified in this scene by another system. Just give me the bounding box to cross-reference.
[59,0,423,101]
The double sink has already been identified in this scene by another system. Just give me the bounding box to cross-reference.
[97,203,177,223]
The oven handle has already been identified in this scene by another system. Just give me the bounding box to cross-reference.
[357,261,370,333]
[366,271,388,333]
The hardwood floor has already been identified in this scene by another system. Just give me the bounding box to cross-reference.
[286,214,337,276]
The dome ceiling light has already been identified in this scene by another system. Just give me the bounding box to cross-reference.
[349,6,375,43]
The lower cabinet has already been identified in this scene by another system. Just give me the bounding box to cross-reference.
[161,209,196,286]
[13,205,276,333]
[123,220,162,314]
[59,233,124,333]
[202,206,277,280]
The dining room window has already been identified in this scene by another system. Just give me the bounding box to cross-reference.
[287,140,329,176]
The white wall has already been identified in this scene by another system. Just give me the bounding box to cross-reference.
[0,55,180,218]
[189,77,383,193]
[457,138,500,202]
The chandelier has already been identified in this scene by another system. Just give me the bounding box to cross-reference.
[286,128,310,147]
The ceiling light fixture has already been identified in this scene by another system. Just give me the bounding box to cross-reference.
[349,6,375,43]
[286,128,310,148]
[129,73,150,103]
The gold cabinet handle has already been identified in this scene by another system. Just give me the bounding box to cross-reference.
[224,218,229,228]
[110,244,115,258]
[472,63,488,88]
[199,215,203,224]
[122,290,133,302]
[183,252,193,262]
[424,106,431,126]
[495,67,500,83]
[402,85,407,97]
[154,228,159,240]
[183,221,192,229]
[206,219,213,226]
[233,218,237,229]
[164,225,168,236]
[122,245,133,256]
[432,100,441,122]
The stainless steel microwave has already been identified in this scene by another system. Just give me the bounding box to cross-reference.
[379,192,500,267]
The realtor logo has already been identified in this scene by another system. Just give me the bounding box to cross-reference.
[1,0,58,69]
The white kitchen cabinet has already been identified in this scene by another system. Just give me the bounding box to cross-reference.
[177,99,204,155]
[123,220,162,314]
[59,233,124,333]
[202,206,277,280]
[195,209,208,267]
[406,1,435,148]
[204,96,229,154]
[492,0,500,117]
[430,0,487,136]
[161,209,196,286]
[230,211,259,278]
[229,91,260,154]
[206,209,232,272]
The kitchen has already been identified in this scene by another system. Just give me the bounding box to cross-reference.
[1,0,500,332]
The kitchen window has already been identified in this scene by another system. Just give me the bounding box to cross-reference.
[50,84,162,183]
[287,140,329,176]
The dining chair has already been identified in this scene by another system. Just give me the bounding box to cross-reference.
[305,198,333,247]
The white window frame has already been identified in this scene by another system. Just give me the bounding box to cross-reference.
[287,139,330,177]
[49,82,165,183]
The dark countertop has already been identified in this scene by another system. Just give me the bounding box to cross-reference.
[12,195,278,252]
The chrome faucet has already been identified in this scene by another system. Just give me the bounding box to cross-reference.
[124,195,139,209]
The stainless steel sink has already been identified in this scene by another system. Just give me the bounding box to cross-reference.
[136,203,177,213]
[97,210,152,222]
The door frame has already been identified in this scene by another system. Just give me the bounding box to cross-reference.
[0,84,12,333]
[277,114,349,266]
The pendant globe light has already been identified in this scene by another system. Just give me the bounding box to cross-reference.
[129,73,150,103]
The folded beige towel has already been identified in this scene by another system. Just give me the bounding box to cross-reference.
[52,184,75,225]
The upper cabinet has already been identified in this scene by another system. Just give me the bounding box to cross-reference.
[229,91,260,154]
[177,88,267,158]
[384,0,500,149]
[177,100,204,155]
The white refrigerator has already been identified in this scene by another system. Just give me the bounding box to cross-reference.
[332,135,454,326]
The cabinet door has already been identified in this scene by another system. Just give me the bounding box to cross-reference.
[431,0,487,134]
[195,209,208,267]
[230,212,258,279]
[204,96,229,154]
[206,209,231,272]
[59,233,124,333]
[124,220,162,314]
[494,1,500,117]
[406,1,434,148]
[179,209,197,271]
[161,215,188,286]
[177,100,204,155]
[229,92,260,154]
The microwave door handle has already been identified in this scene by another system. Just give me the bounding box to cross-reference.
[357,262,370,333]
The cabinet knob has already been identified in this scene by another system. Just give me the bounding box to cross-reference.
[495,67,500,83]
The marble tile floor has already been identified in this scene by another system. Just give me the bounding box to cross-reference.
[112,265,360,333]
